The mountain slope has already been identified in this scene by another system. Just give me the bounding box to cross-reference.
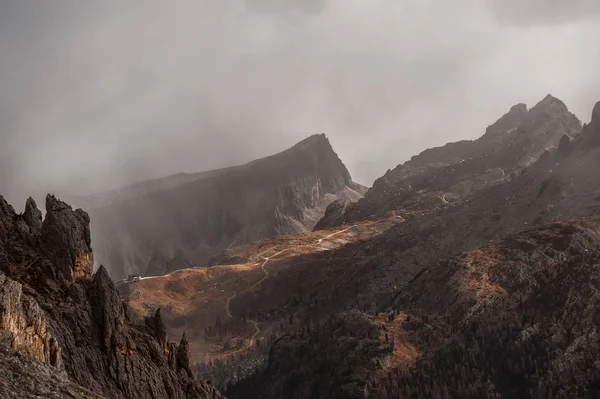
[230,216,600,398]
[0,195,222,399]
[80,134,366,279]
[318,95,581,227]
[119,214,401,368]
[219,99,600,397]
[116,98,600,397]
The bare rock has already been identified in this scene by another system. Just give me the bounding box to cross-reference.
[0,194,224,398]
[41,195,93,282]
[177,331,193,378]
[23,198,43,234]
[314,199,356,230]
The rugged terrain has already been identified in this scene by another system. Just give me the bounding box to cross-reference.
[79,134,365,279]
[5,96,599,398]
[119,96,600,397]
[222,99,600,397]
[0,195,222,398]
[119,213,402,368]
[318,95,581,228]
[231,216,600,398]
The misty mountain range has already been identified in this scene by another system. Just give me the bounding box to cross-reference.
[2,2,600,398]
[77,134,365,279]
[4,93,600,398]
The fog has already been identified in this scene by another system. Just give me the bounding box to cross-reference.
[1,0,600,207]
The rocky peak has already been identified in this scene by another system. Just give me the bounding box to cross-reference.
[41,194,93,282]
[328,95,581,226]
[145,308,168,351]
[177,331,193,378]
[575,101,600,148]
[287,133,332,154]
[483,103,528,136]
[529,94,569,116]
[593,101,600,124]
[85,134,365,278]
[23,197,42,234]
[92,265,125,351]
[0,194,223,398]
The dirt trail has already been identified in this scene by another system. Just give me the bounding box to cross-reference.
[223,224,359,347]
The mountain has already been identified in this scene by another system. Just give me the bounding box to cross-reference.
[230,216,600,398]
[0,195,222,398]
[316,95,581,229]
[78,134,366,279]
[220,99,600,397]
[9,96,597,397]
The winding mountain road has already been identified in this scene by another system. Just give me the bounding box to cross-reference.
[223,225,359,347]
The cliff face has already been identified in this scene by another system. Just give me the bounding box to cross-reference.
[81,134,366,278]
[320,95,581,226]
[0,195,222,399]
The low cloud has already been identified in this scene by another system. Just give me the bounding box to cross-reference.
[488,0,600,26]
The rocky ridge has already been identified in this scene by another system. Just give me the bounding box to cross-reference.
[0,194,222,398]
[321,95,581,227]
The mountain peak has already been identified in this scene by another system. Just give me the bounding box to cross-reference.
[41,194,93,282]
[509,103,528,114]
[576,100,600,148]
[289,133,330,152]
[529,94,569,116]
[593,101,600,124]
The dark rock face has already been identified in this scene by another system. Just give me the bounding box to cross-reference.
[41,194,94,282]
[313,199,357,230]
[80,134,366,278]
[328,95,581,225]
[0,195,222,399]
[576,100,600,148]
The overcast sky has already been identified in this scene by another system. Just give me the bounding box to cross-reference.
[1,0,600,207]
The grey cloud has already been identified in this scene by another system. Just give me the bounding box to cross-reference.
[246,0,327,16]
[1,0,599,208]
[488,0,600,25]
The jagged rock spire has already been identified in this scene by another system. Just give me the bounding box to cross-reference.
[576,101,600,148]
[592,101,600,125]
[177,330,193,378]
[41,194,93,282]
[23,197,42,233]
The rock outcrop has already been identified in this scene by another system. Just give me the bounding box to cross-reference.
[79,134,366,278]
[313,198,357,230]
[0,194,222,399]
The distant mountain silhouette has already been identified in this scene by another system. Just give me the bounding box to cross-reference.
[79,134,365,278]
